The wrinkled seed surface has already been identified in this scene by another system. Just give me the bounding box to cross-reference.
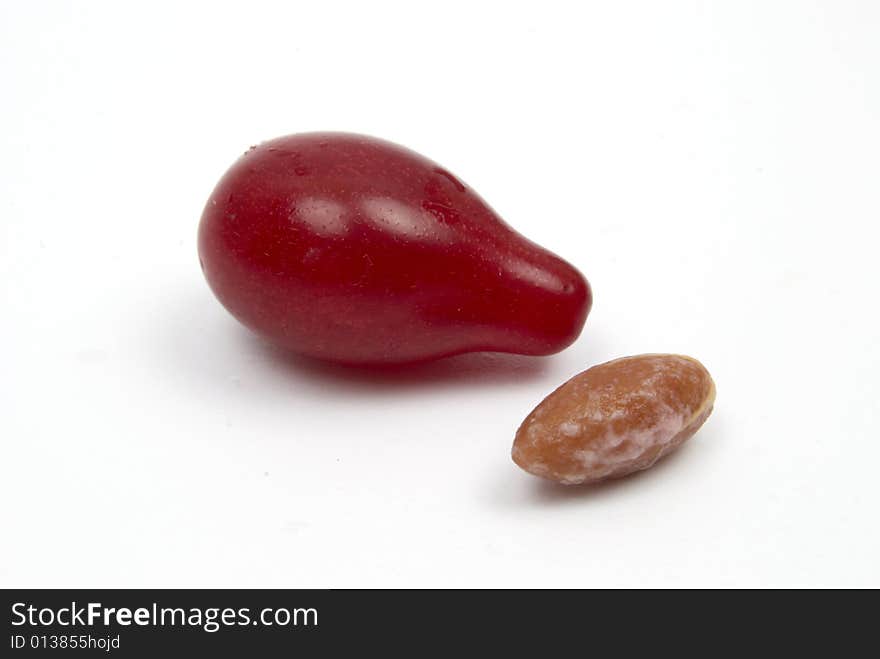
[512,354,715,485]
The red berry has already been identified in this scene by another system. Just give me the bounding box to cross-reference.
[198,133,591,365]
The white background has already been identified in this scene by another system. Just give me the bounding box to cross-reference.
[2,1,878,588]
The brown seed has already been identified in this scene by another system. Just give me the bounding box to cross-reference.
[512,354,715,485]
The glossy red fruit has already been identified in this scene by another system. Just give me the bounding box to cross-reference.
[198,133,591,365]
